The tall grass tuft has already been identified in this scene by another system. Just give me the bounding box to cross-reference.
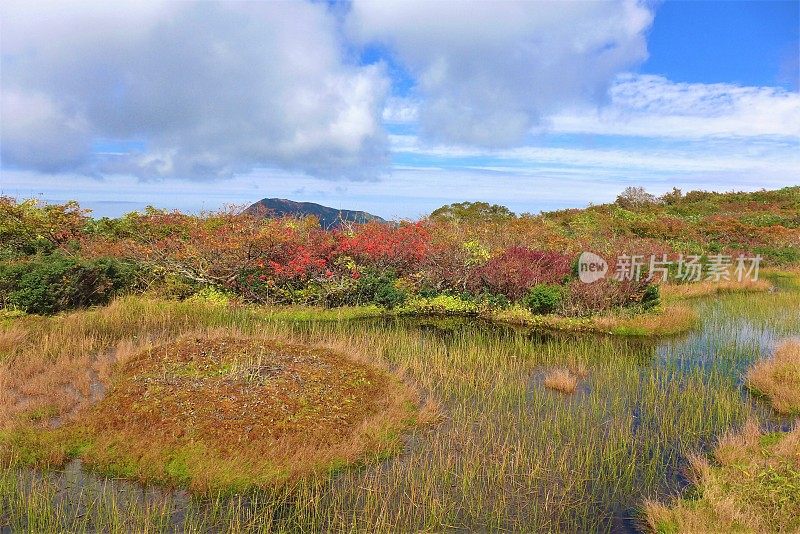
[745,339,800,414]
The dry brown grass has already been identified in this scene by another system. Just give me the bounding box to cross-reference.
[0,325,27,354]
[0,298,246,429]
[543,368,578,394]
[0,324,146,429]
[660,278,771,300]
[745,339,800,414]
[713,418,762,466]
[567,358,589,379]
[590,304,700,336]
[645,421,800,533]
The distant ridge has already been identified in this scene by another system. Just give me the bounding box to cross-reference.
[244,198,386,229]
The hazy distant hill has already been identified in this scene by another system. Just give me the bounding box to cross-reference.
[245,198,386,229]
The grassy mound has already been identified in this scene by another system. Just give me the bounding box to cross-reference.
[491,302,699,336]
[1,330,419,493]
[645,420,800,533]
[660,278,772,301]
[746,339,800,415]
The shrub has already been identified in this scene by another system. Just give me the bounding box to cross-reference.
[753,245,800,265]
[478,292,511,309]
[560,278,650,317]
[430,201,515,223]
[337,222,430,274]
[615,186,658,209]
[0,255,138,315]
[402,294,479,316]
[522,284,565,315]
[188,286,233,306]
[354,270,407,309]
[640,284,660,310]
[0,197,88,259]
[469,247,572,300]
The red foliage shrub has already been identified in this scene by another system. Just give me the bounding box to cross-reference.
[337,222,430,274]
[560,278,650,316]
[468,247,573,300]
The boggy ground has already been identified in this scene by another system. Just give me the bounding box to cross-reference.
[1,285,799,532]
[646,421,800,533]
[0,307,423,494]
[72,334,417,492]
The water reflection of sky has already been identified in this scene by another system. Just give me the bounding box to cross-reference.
[656,295,795,376]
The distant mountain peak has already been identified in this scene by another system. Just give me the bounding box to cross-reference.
[244,198,385,229]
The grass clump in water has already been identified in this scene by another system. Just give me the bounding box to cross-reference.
[745,339,800,415]
[543,368,581,394]
[645,419,800,533]
[492,302,699,337]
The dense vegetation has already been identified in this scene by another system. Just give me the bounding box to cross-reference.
[1,187,798,532]
[1,186,798,317]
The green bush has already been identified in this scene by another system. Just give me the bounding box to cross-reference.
[522,284,565,315]
[355,270,407,309]
[640,284,660,310]
[188,286,233,306]
[753,246,800,265]
[478,292,511,309]
[0,255,138,315]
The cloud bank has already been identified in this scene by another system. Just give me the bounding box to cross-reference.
[1,0,797,199]
[2,0,659,179]
[349,0,653,146]
[1,1,388,178]
[551,74,800,139]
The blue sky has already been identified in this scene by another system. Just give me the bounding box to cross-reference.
[643,0,799,89]
[1,0,798,219]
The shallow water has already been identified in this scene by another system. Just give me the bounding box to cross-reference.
[2,290,798,532]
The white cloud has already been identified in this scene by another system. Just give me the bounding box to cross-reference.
[349,0,653,146]
[550,74,800,139]
[0,1,389,179]
[382,97,419,124]
[0,90,91,171]
[2,0,796,203]
[388,133,800,178]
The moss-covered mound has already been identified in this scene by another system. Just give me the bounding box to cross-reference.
[3,334,418,493]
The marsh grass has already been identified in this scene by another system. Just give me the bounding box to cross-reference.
[745,339,800,415]
[645,420,800,533]
[0,287,798,532]
[660,278,772,301]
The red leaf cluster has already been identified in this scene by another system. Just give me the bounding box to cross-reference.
[468,247,573,300]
